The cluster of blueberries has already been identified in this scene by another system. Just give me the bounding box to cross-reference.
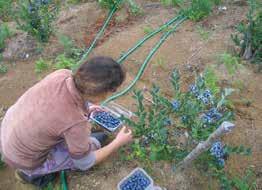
[93,111,121,129]
[202,108,222,124]
[210,141,226,166]
[189,84,212,105]
[120,170,151,190]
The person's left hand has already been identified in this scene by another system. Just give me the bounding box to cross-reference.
[88,105,105,114]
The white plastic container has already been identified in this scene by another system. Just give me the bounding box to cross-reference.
[90,101,133,132]
[117,168,161,190]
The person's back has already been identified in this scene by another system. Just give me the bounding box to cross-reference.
[0,56,132,188]
[1,69,89,169]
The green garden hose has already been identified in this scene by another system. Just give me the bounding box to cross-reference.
[61,171,68,190]
[74,0,123,72]
[117,15,183,64]
[102,16,187,105]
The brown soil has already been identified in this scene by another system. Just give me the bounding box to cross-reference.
[0,1,261,190]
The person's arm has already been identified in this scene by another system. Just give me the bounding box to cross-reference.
[94,126,132,164]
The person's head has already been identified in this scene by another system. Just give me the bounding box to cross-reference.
[73,56,125,103]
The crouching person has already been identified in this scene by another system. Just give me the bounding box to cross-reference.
[0,56,132,188]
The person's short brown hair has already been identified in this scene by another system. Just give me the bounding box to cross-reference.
[73,56,125,96]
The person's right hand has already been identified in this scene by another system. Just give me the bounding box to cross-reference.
[114,126,133,147]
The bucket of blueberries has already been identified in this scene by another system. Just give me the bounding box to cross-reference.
[118,168,162,190]
[90,102,133,132]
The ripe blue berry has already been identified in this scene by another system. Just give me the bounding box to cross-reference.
[189,84,198,95]
[163,118,172,126]
[172,100,180,111]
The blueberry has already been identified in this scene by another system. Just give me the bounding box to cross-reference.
[181,115,188,124]
[217,158,225,167]
[172,100,180,111]
[189,84,198,94]
[163,118,172,126]
[210,141,226,166]
[202,108,222,125]
[203,89,212,98]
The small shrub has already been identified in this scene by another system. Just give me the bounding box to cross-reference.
[54,54,76,70]
[161,0,184,7]
[35,58,49,73]
[231,0,262,64]
[184,0,212,21]
[182,0,221,21]
[15,0,60,43]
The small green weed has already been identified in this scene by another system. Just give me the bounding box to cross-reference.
[15,0,60,43]
[204,67,220,95]
[153,57,167,70]
[126,0,143,16]
[35,58,49,73]
[98,0,123,9]
[196,25,211,40]
[44,182,62,190]
[54,54,76,70]
[161,0,183,7]
[0,0,13,21]
[58,34,83,60]
[0,23,12,51]
[219,53,242,76]
[0,63,8,74]
[231,168,257,190]
[143,26,154,35]
[66,0,86,4]
[0,154,4,169]
[231,0,262,64]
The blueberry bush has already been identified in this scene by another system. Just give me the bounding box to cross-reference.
[15,0,60,43]
[121,69,253,188]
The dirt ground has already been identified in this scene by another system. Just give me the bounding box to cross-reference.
[0,0,261,190]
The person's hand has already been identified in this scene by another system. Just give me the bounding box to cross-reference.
[114,126,133,147]
[88,105,105,113]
